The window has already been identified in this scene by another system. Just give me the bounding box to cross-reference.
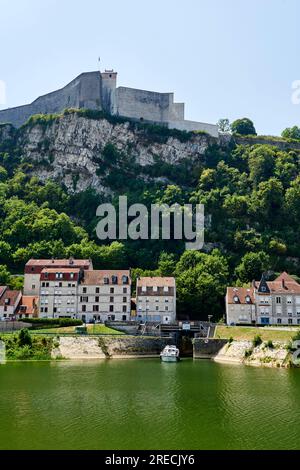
[110,297,114,303]
[112,276,118,285]
[32,284,36,290]
[142,286,147,293]
[123,297,127,303]
[83,287,87,294]
[122,306,127,313]
[104,277,109,285]
[276,297,281,304]
[156,306,159,311]
[82,305,86,313]
[122,315,127,321]
[96,287,100,294]
[298,319,300,325]
[59,282,62,288]
[287,297,292,304]
[297,310,300,316]
[122,276,129,285]
[277,318,282,324]
[93,305,99,312]
[110,288,114,294]
[288,309,293,316]
[123,288,127,294]
[109,305,114,312]
[81,296,88,303]
[42,282,45,288]
[70,273,74,279]
[164,286,169,293]
[288,319,293,325]
[153,286,158,292]
[44,308,48,313]
[54,308,57,313]
[95,296,99,303]
[40,308,44,313]
[165,299,169,303]
[46,283,49,288]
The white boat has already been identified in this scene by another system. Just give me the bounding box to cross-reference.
[160,345,180,362]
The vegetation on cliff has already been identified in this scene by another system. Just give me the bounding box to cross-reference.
[1,113,300,319]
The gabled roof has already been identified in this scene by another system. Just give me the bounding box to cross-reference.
[256,272,300,294]
[0,290,21,307]
[227,287,255,304]
[17,296,38,315]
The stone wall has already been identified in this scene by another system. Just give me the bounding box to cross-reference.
[193,338,228,358]
[0,72,102,128]
[52,335,172,360]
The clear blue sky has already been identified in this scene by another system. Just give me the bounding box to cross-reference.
[1,0,299,135]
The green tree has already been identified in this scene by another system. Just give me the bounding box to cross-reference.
[217,118,231,133]
[235,251,270,283]
[0,265,11,285]
[231,118,257,136]
[281,126,300,140]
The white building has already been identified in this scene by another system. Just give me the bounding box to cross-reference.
[39,268,82,319]
[77,270,131,323]
[136,277,176,325]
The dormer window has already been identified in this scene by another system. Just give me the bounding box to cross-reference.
[104,277,109,285]
[261,287,266,292]
[233,295,239,303]
[245,295,251,304]
[112,276,118,285]
[122,275,129,285]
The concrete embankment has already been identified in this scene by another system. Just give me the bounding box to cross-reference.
[51,335,172,360]
[193,338,291,368]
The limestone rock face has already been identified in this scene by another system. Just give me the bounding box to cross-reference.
[13,113,215,194]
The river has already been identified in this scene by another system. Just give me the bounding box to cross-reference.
[0,359,300,450]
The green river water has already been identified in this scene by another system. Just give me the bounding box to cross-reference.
[0,359,300,450]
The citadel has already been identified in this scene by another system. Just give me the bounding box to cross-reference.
[0,69,218,136]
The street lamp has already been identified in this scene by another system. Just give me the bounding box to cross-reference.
[208,315,213,324]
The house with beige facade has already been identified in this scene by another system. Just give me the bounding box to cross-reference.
[136,277,176,325]
[226,272,300,326]
[77,270,131,323]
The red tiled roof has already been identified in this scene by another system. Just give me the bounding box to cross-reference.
[256,272,300,294]
[26,259,91,267]
[227,287,255,304]
[41,268,81,274]
[17,296,38,315]
[0,290,21,307]
[137,277,176,287]
[81,270,131,286]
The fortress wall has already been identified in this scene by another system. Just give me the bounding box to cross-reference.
[116,87,173,122]
[0,72,102,128]
[168,119,219,137]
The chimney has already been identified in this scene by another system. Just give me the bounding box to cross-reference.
[282,278,285,289]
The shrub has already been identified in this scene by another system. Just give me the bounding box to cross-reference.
[266,340,274,349]
[253,335,262,347]
[22,318,83,329]
[228,337,234,344]
[18,329,32,347]
[244,348,253,358]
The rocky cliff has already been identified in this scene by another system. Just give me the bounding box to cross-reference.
[0,112,216,194]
